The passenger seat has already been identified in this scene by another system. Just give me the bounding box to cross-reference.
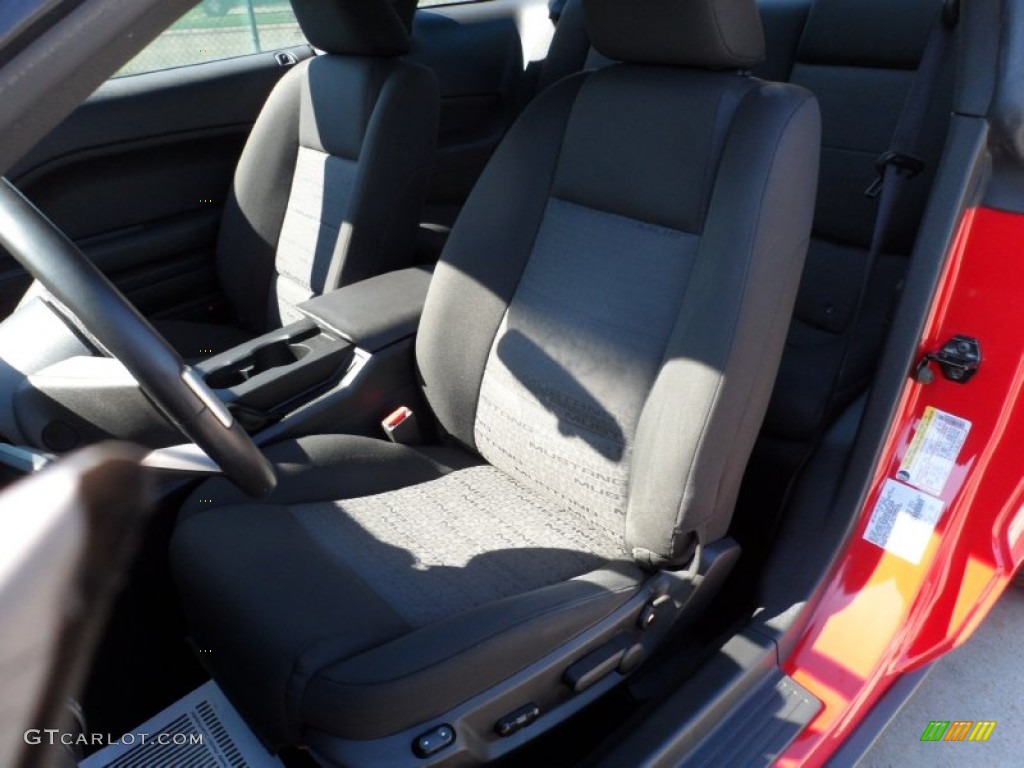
[538,0,954,521]
[158,0,439,360]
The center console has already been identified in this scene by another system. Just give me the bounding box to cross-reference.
[197,320,354,431]
[197,265,432,437]
[7,267,433,452]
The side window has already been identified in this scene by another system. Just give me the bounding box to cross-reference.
[114,0,307,78]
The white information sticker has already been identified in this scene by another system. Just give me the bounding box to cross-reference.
[864,478,945,564]
[896,406,971,496]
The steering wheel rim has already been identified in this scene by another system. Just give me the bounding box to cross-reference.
[0,178,276,497]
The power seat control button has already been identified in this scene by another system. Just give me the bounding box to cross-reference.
[494,702,541,737]
[412,724,455,758]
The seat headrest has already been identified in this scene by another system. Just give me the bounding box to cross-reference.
[582,0,765,70]
[290,0,417,56]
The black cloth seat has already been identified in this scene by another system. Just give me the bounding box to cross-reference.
[174,434,643,742]
[171,0,820,757]
[158,0,439,359]
[542,0,954,525]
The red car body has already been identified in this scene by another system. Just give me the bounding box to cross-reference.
[781,206,1024,765]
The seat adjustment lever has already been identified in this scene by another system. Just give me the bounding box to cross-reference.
[562,634,631,693]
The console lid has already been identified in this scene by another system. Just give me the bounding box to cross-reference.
[297,266,432,352]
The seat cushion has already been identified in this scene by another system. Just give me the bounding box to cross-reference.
[290,465,626,626]
[155,319,255,361]
[171,435,637,744]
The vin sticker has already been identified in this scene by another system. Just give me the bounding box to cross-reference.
[896,406,971,496]
[864,479,946,564]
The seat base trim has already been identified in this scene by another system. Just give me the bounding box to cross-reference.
[305,538,741,767]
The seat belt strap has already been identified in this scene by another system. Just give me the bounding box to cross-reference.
[830,5,956,400]
[736,5,958,560]
[864,6,955,243]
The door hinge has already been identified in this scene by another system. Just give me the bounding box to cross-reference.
[913,335,981,384]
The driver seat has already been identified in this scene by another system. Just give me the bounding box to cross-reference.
[170,0,820,763]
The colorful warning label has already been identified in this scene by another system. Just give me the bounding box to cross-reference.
[896,406,971,496]
[864,479,945,564]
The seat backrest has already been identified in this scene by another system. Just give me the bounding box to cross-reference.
[541,0,954,518]
[417,0,820,569]
[216,0,439,333]
[536,0,610,93]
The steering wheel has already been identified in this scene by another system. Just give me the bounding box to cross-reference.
[0,178,276,497]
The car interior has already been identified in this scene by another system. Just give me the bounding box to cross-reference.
[0,0,992,765]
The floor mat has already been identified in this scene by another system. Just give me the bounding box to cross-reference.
[79,680,283,768]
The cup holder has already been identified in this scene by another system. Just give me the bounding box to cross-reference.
[205,337,312,389]
[252,340,311,369]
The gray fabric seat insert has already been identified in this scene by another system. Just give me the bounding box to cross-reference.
[291,464,626,626]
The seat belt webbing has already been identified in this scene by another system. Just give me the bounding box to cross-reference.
[762,7,958,543]
[830,6,956,405]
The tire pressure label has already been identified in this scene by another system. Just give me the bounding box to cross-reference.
[896,406,971,496]
[864,479,946,564]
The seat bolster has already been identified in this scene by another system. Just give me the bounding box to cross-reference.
[171,504,412,748]
[336,60,440,286]
[178,434,480,522]
[301,562,643,740]
[416,75,586,447]
[216,64,303,332]
[537,0,591,92]
[626,83,821,564]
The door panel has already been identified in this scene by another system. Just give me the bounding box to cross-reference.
[76,208,223,319]
[0,0,552,321]
[2,47,311,321]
